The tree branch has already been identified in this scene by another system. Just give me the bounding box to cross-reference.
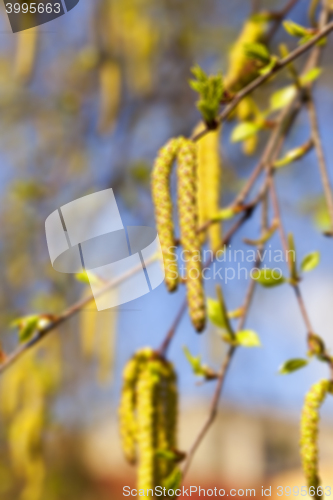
[307,93,333,234]
[191,20,333,143]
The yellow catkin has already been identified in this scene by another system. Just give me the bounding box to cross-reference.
[300,380,332,498]
[119,348,154,465]
[177,139,206,333]
[136,360,160,493]
[98,60,121,134]
[156,361,178,483]
[152,138,182,293]
[225,18,267,93]
[119,357,141,465]
[119,350,179,495]
[196,127,222,253]
[14,28,38,83]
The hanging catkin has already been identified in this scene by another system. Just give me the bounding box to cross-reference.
[196,127,222,253]
[98,59,121,134]
[177,139,206,333]
[14,28,38,83]
[224,17,267,93]
[119,356,141,465]
[136,360,160,492]
[300,379,332,498]
[152,138,181,293]
[119,350,179,494]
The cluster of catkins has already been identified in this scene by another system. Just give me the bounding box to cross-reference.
[152,136,221,333]
[119,348,180,493]
[300,379,333,499]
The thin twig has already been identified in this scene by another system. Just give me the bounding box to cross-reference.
[267,0,300,41]
[182,191,270,479]
[307,94,333,233]
[182,345,236,479]
[268,174,313,334]
[0,255,157,374]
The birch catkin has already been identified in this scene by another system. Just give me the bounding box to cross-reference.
[119,350,179,494]
[136,361,160,492]
[152,139,181,293]
[225,18,267,93]
[300,379,332,498]
[197,128,222,253]
[177,139,206,333]
[119,357,140,464]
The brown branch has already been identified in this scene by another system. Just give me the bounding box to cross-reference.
[182,193,269,479]
[266,0,300,41]
[182,344,236,479]
[307,94,333,234]
[268,173,314,334]
[0,256,156,374]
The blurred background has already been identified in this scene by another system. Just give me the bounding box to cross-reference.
[0,0,333,498]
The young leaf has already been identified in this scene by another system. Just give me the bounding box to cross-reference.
[243,220,278,246]
[231,121,260,143]
[274,140,313,168]
[300,67,322,85]
[163,467,182,491]
[76,270,102,286]
[207,287,234,340]
[252,268,285,287]
[183,346,203,375]
[11,315,40,343]
[259,56,278,76]
[270,85,297,111]
[279,358,308,374]
[283,20,311,38]
[213,207,236,221]
[244,43,271,64]
[308,333,326,357]
[288,233,298,282]
[156,450,179,462]
[301,251,320,272]
[236,330,261,347]
[189,65,224,126]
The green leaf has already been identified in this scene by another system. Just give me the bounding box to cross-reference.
[231,121,260,143]
[183,346,206,377]
[76,270,101,286]
[244,42,271,64]
[308,333,326,357]
[163,467,182,491]
[207,296,233,337]
[189,65,224,125]
[214,207,236,220]
[259,56,278,76]
[274,141,313,168]
[288,233,298,282]
[283,20,310,38]
[236,330,261,348]
[252,268,286,287]
[11,315,40,343]
[270,85,297,111]
[300,67,322,85]
[279,358,308,374]
[156,450,178,462]
[301,251,320,272]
